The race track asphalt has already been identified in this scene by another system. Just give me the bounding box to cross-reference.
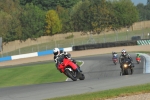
[0,53,150,100]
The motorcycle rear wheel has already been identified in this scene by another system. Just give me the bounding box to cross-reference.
[137,61,140,64]
[79,73,85,80]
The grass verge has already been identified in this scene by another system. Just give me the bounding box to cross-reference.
[0,62,66,88]
[46,83,150,100]
[0,61,82,88]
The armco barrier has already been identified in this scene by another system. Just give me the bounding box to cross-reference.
[138,53,150,73]
[0,47,72,62]
[0,56,12,62]
[11,52,38,60]
[37,48,62,56]
[73,40,137,51]
[137,39,150,45]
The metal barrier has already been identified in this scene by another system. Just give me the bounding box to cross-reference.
[137,40,150,45]
[0,47,72,62]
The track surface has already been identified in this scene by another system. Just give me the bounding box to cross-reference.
[0,53,150,100]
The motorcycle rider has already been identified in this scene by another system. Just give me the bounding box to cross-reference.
[112,51,118,59]
[53,48,82,73]
[119,49,134,70]
[136,53,141,58]
[136,53,141,62]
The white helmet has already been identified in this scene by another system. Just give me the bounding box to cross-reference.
[53,48,60,56]
[121,49,126,56]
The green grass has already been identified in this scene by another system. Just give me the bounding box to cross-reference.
[1,28,150,57]
[0,61,82,88]
[46,83,150,100]
[0,62,66,88]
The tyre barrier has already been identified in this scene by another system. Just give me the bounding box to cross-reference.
[73,40,137,51]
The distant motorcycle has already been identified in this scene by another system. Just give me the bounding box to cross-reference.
[58,56,85,81]
[136,57,141,64]
[112,58,118,65]
[120,58,133,76]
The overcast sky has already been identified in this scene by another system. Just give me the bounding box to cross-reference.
[131,0,147,5]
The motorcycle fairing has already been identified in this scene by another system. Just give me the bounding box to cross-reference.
[58,58,78,73]
[136,57,141,61]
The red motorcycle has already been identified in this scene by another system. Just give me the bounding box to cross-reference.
[112,58,118,65]
[58,57,85,81]
[136,57,141,64]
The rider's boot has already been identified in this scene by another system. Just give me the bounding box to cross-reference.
[120,65,123,73]
[75,67,82,73]
[132,63,135,67]
[72,59,82,72]
[130,63,134,68]
[77,65,82,72]
[131,68,133,74]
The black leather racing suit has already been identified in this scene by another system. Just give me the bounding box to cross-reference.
[119,53,134,69]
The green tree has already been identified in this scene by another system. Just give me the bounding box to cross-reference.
[20,3,45,40]
[136,3,150,21]
[136,3,146,21]
[71,0,112,33]
[111,0,139,28]
[56,5,72,33]
[144,4,150,20]
[45,10,62,35]
[71,0,91,32]
[0,0,22,42]
[20,0,80,10]
[0,11,12,42]
[89,0,112,33]
[58,0,80,8]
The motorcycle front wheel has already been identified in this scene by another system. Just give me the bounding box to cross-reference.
[124,68,133,75]
[114,62,117,65]
[65,69,77,81]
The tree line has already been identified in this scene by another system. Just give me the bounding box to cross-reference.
[0,0,149,42]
